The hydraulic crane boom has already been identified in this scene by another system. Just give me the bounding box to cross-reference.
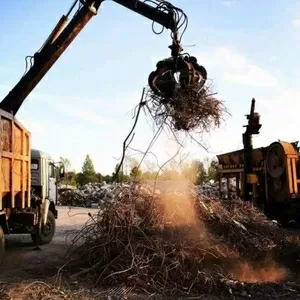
[0,0,177,116]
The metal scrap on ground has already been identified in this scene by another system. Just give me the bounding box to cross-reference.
[57,181,300,297]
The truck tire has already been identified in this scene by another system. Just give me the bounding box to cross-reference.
[31,211,56,245]
[0,226,5,263]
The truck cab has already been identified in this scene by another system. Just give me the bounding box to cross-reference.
[29,149,63,245]
[31,149,59,219]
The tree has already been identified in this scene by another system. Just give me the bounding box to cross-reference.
[96,172,103,182]
[76,155,98,186]
[57,157,76,186]
[82,155,96,175]
[196,160,208,184]
[207,159,219,182]
[102,174,113,183]
[59,157,72,172]
[112,163,123,183]
[64,171,77,186]
[130,166,142,180]
[182,160,207,184]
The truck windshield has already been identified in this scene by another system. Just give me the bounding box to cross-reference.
[31,159,39,170]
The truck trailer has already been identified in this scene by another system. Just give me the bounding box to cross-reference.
[0,110,63,259]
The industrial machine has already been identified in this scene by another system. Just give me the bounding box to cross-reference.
[217,99,300,225]
[0,0,201,258]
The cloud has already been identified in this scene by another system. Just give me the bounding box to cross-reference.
[196,46,278,88]
[292,19,300,28]
[223,65,277,88]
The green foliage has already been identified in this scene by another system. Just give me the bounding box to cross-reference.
[82,155,96,175]
[56,154,220,187]
[196,160,208,184]
[207,159,219,181]
[96,172,103,182]
[112,163,128,183]
[102,175,113,183]
[57,157,76,186]
[64,171,77,186]
[76,155,99,186]
[180,160,208,184]
[130,166,142,180]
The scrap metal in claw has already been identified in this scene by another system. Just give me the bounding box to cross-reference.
[148,55,208,99]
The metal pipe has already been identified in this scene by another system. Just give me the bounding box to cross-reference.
[44,16,69,47]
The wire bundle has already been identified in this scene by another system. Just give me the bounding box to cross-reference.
[144,83,227,133]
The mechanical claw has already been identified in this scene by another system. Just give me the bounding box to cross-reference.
[148,55,207,99]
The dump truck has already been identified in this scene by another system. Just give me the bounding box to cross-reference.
[0,0,191,258]
[0,110,64,259]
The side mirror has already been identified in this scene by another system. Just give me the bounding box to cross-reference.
[59,165,65,179]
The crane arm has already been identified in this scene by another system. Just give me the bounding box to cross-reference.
[0,0,177,116]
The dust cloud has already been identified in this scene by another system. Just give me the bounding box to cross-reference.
[230,261,287,283]
[143,177,287,284]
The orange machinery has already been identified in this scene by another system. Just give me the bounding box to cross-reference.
[217,141,300,222]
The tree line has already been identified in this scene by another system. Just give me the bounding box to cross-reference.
[58,155,219,187]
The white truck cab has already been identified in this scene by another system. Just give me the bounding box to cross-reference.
[30,149,62,243]
[31,149,58,207]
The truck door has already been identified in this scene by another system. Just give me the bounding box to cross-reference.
[48,163,57,202]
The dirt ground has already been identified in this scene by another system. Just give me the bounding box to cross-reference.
[0,206,299,300]
[0,207,101,299]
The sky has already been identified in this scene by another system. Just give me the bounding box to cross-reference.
[1,0,300,175]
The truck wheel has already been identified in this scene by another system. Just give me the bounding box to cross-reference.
[31,211,56,245]
[0,226,5,263]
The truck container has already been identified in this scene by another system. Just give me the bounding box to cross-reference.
[0,109,61,260]
[0,109,31,210]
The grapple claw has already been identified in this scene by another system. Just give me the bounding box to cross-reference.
[148,55,207,100]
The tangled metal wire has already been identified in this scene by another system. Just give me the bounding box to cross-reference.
[63,182,291,295]
[113,0,228,179]
[145,1,228,133]
[145,80,227,132]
